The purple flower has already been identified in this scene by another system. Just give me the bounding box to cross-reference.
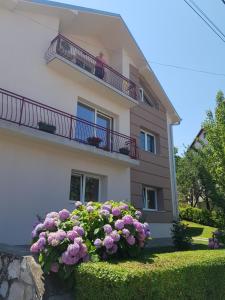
[110,230,120,242]
[122,228,130,238]
[43,218,56,230]
[79,244,88,258]
[112,207,121,217]
[73,226,84,237]
[103,224,112,234]
[103,236,114,249]
[122,215,133,225]
[127,235,135,246]
[74,237,83,244]
[145,230,151,238]
[94,238,102,248]
[59,209,70,221]
[107,243,118,255]
[135,210,142,218]
[30,242,39,253]
[115,219,124,230]
[102,204,112,212]
[37,237,46,249]
[119,204,129,210]
[75,201,83,208]
[51,263,59,273]
[67,243,80,256]
[143,222,150,231]
[100,209,110,217]
[87,206,94,213]
[133,221,144,233]
[39,232,46,238]
[46,212,59,219]
[55,229,67,241]
[61,251,79,265]
[67,230,79,241]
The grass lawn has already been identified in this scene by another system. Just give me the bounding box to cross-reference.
[182,220,217,238]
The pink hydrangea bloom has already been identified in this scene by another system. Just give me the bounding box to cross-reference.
[122,215,133,225]
[73,226,84,237]
[110,230,120,242]
[119,204,129,210]
[115,219,124,230]
[87,206,94,213]
[112,207,121,217]
[94,238,102,248]
[67,243,80,256]
[43,218,56,230]
[122,228,130,238]
[59,209,70,221]
[127,235,135,246]
[103,236,114,249]
[103,224,112,234]
[107,243,118,255]
[67,230,79,241]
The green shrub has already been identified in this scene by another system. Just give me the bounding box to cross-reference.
[179,206,225,228]
[171,221,192,250]
[74,250,225,300]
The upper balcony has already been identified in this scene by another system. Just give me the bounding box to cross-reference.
[45,35,138,107]
[0,88,138,164]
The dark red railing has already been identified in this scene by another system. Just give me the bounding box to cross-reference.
[0,88,138,159]
[45,35,137,101]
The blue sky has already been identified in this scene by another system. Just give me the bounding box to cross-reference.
[50,0,225,154]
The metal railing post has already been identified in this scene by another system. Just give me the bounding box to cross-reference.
[19,97,25,125]
[69,116,73,139]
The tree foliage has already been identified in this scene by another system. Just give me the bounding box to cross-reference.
[176,91,225,212]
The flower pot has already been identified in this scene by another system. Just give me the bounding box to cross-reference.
[38,122,56,134]
[119,147,130,156]
[87,136,102,147]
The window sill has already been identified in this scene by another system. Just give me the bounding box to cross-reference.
[143,209,166,213]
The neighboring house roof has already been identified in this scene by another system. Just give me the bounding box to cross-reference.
[190,128,206,149]
[2,0,181,124]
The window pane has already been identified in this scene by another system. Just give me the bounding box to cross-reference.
[70,174,81,201]
[96,114,111,148]
[146,189,156,210]
[76,103,95,141]
[143,94,153,107]
[85,177,99,202]
[147,134,155,153]
[140,131,145,150]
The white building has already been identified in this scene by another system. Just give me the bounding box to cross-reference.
[0,0,180,245]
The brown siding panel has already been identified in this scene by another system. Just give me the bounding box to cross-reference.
[130,99,173,224]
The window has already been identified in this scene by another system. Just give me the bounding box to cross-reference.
[76,102,112,148]
[143,187,157,210]
[70,172,100,202]
[140,130,156,153]
[139,88,154,107]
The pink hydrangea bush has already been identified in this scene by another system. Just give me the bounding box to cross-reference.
[30,201,150,279]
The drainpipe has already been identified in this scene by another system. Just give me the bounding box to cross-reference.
[167,116,180,221]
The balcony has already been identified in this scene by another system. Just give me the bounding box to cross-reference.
[0,88,138,160]
[45,35,138,104]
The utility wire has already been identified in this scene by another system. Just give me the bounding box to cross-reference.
[149,61,225,77]
[189,0,225,39]
[183,0,225,43]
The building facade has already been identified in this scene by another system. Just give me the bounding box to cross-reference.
[0,0,180,245]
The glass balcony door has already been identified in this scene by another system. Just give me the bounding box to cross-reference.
[75,102,112,149]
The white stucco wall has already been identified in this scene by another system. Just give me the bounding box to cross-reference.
[0,7,130,136]
[0,131,130,245]
[0,6,132,245]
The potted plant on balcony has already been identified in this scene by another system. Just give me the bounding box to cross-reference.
[60,40,73,60]
[87,136,102,147]
[38,121,56,134]
[119,147,130,156]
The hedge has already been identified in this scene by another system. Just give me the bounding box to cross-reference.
[74,250,225,300]
[179,206,224,228]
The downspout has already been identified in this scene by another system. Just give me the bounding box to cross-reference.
[167,116,180,221]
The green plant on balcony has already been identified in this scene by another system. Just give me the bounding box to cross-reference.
[87,136,102,147]
[119,147,130,156]
[38,121,56,134]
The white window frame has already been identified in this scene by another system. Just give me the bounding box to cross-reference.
[70,172,101,203]
[76,102,113,131]
[139,88,154,107]
[143,186,158,211]
[140,129,156,154]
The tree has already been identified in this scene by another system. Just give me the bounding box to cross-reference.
[203,91,225,211]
